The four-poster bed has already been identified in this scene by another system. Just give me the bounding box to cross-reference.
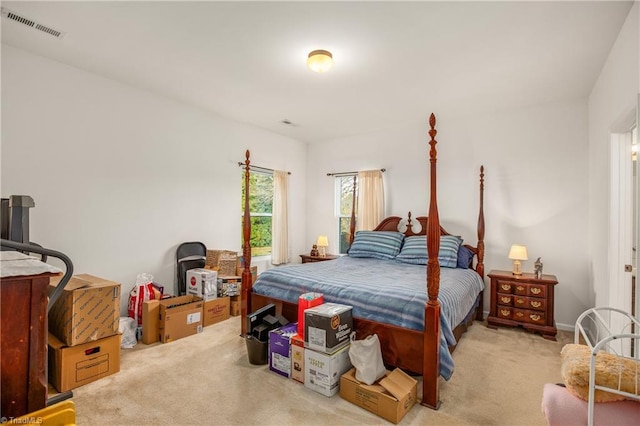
[240,113,486,409]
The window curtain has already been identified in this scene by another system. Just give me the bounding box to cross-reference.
[356,170,385,231]
[271,170,289,265]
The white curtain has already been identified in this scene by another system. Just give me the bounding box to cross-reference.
[356,170,385,231]
[271,170,289,265]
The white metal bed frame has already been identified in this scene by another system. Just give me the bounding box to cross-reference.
[574,307,640,426]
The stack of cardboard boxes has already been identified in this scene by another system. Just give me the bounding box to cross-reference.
[266,302,354,397]
[263,300,418,423]
[47,274,122,392]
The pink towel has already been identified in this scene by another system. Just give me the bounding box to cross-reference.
[541,383,640,425]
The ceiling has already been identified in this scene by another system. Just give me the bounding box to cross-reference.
[1,1,634,144]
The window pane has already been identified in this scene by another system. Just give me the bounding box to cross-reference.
[240,171,273,256]
[339,176,355,216]
[250,216,272,256]
[241,172,273,214]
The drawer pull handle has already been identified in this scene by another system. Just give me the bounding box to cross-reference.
[500,309,510,316]
[516,286,525,291]
[516,312,524,317]
[530,314,541,321]
[500,297,510,304]
[516,298,524,304]
[501,284,511,291]
[531,301,542,308]
[531,288,542,295]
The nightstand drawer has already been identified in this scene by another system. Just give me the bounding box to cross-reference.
[497,307,513,319]
[497,294,514,306]
[513,296,546,311]
[514,283,547,298]
[496,280,515,294]
[513,309,546,325]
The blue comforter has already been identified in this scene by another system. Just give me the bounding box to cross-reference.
[252,256,485,380]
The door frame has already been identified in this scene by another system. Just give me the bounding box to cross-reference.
[608,99,637,354]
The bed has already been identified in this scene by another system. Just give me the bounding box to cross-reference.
[240,113,486,409]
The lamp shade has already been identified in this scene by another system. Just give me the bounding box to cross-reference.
[307,50,333,73]
[316,235,329,247]
[508,244,528,261]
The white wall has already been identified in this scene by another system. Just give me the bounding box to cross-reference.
[588,3,639,310]
[1,45,308,314]
[307,99,590,328]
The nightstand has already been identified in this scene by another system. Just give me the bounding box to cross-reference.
[300,254,339,263]
[487,269,558,341]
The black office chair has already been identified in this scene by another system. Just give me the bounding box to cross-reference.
[176,242,207,296]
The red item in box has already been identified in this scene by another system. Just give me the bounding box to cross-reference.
[297,292,323,339]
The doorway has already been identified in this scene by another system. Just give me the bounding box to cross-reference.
[608,100,638,356]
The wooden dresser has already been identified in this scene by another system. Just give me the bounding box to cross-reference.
[1,251,62,418]
[487,269,558,341]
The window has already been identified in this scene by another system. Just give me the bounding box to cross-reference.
[335,175,356,254]
[241,171,273,256]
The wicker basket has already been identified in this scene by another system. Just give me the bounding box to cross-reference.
[206,250,238,277]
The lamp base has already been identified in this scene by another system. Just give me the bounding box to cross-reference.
[512,260,522,275]
[318,247,326,258]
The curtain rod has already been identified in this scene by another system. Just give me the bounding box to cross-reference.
[326,168,386,177]
[237,162,291,175]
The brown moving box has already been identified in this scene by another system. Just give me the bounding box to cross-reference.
[158,295,203,343]
[48,332,120,392]
[230,295,241,316]
[235,264,258,284]
[203,297,230,326]
[48,274,120,346]
[339,368,417,424]
[142,299,160,344]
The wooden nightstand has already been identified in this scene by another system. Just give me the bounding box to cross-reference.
[487,269,558,341]
[300,254,339,263]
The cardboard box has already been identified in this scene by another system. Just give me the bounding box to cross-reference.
[203,297,230,327]
[48,332,120,392]
[304,303,353,354]
[48,274,121,346]
[304,345,352,397]
[291,333,305,383]
[186,268,218,301]
[339,368,417,424]
[230,295,241,316]
[269,323,298,378]
[217,275,241,297]
[142,299,160,344]
[235,262,258,284]
[158,295,204,343]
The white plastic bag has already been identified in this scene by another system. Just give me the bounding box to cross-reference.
[119,316,137,349]
[127,273,155,326]
[348,334,386,385]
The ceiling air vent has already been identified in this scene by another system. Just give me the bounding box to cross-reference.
[1,7,66,39]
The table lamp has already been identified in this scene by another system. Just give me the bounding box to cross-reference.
[316,235,329,257]
[508,244,528,275]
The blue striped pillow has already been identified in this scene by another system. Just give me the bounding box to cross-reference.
[348,231,405,260]
[396,235,463,268]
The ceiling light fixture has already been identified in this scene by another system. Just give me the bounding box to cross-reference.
[307,50,333,73]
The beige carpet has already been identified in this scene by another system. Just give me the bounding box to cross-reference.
[72,317,572,425]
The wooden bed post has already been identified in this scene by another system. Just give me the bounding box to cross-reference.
[349,177,357,246]
[476,165,486,320]
[423,113,441,409]
[241,150,252,336]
